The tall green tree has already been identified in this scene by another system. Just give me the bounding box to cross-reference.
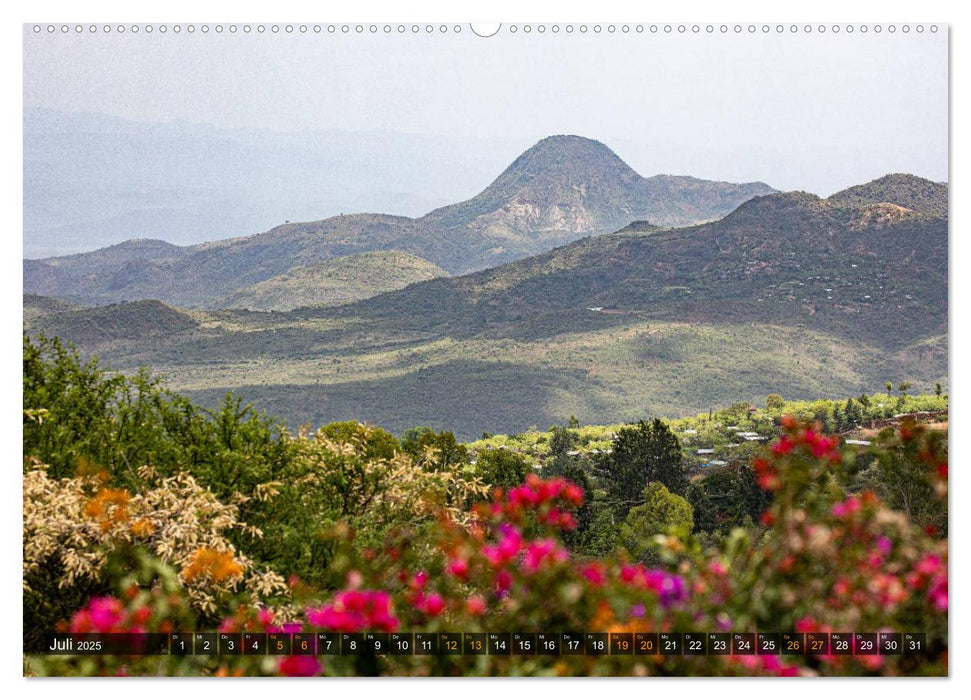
[560,457,595,550]
[595,418,687,515]
[544,425,578,477]
[617,483,694,564]
[474,449,531,489]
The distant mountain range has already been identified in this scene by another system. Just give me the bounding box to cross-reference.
[25,166,948,439]
[24,134,775,308]
[319,175,947,347]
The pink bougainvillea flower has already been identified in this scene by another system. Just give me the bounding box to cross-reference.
[581,562,607,587]
[87,597,126,632]
[522,538,569,573]
[446,557,470,581]
[415,592,446,617]
[257,607,275,628]
[278,655,321,677]
[831,495,860,519]
[70,596,126,633]
[482,525,523,567]
[306,590,399,633]
[466,595,487,616]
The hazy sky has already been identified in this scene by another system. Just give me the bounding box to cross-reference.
[23,24,948,195]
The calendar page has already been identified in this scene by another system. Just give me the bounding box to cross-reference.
[21,19,948,678]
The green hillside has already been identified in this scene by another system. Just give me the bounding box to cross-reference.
[217,250,448,311]
[25,174,948,440]
[22,294,81,323]
[29,299,199,346]
[316,186,947,350]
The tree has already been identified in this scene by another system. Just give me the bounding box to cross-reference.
[22,334,290,494]
[474,449,531,489]
[766,394,786,412]
[687,465,771,534]
[831,404,844,432]
[617,483,693,564]
[319,421,400,460]
[401,426,434,452]
[561,457,595,550]
[548,426,576,460]
[544,425,577,477]
[401,428,468,471]
[860,425,947,536]
[595,419,687,516]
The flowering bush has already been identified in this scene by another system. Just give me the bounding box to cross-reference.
[23,461,288,647]
[26,419,947,677]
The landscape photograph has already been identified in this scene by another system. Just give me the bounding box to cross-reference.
[21,22,948,678]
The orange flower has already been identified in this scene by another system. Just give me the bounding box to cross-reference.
[130,518,156,538]
[590,600,614,630]
[609,620,651,633]
[182,547,244,584]
[83,488,131,530]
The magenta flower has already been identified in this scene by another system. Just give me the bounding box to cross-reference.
[257,607,275,627]
[482,525,523,567]
[581,563,607,586]
[643,570,688,608]
[415,592,446,617]
[278,655,321,677]
[446,557,470,581]
[70,596,127,633]
[87,597,126,632]
[522,538,569,573]
[306,590,399,633]
[930,575,948,611]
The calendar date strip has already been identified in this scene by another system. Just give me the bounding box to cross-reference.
[37,631,927,656]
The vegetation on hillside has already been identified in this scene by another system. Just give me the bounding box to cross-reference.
[826,173,948,219]
[217,250,448,312]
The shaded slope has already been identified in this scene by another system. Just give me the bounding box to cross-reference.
[30,299,199,346]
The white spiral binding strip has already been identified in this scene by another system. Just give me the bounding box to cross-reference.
[30,23,940,36]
